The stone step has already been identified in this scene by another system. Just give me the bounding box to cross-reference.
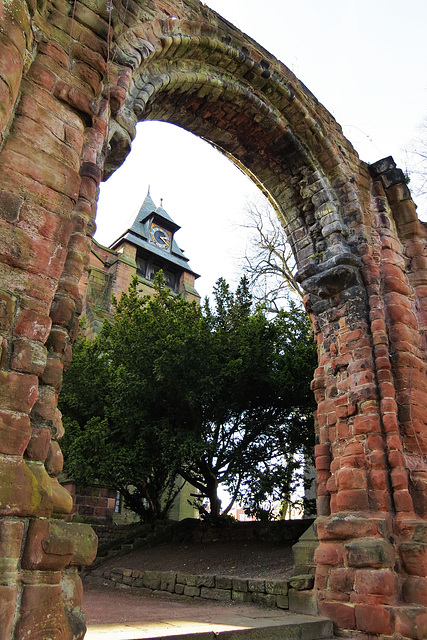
[86,612,334,640]
[138,616,333,640]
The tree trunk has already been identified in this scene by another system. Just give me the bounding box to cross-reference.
[206,476,221,519]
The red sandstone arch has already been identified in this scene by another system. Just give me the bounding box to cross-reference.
[1,1,427,638]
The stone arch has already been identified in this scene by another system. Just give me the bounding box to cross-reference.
[106,16,361,284]
[0,2,427,638]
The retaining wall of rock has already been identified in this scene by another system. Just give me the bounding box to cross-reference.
[101,568,314,610]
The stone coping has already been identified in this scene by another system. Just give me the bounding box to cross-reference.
[101,568,315,610]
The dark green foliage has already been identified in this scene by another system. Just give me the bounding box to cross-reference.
[60,273,317,522]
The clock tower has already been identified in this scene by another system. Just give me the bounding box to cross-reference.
[79,190,200,337]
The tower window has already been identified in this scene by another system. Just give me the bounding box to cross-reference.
[136,256,148,277]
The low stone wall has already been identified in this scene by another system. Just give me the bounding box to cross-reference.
[90,524,125,545]
[178,518,314,545]
[90,518,315,562]
[101,568,314,610]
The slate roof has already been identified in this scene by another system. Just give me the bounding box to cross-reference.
[109,190,200,278]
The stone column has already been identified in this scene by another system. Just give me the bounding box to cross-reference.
[308,158,427,639]
[0,2,109,637]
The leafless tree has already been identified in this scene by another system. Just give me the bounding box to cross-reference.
[241,198,304,311]
[405,118,427,210]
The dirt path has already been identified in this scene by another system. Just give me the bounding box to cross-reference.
[90,540,294,581]
[83,583,276,625]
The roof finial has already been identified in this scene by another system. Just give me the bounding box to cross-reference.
[147,185,151,196]
[160,197,163,207]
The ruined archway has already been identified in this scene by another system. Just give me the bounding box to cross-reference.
[1,2,427,638]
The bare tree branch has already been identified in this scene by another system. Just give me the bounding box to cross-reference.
[240,198,304,308]
[405,118,427,212]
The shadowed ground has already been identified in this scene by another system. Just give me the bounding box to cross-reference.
[88,540,295,581]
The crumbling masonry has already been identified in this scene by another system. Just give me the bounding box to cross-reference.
[0,1,427,638]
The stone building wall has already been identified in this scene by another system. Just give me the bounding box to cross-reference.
[62,482,119,523]
[80,234,200,338]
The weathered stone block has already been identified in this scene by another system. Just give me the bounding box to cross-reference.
[400,542,427,577]
[51,409,65,440]
[13,309,51,342]
[0,370,38,414]
[50,296,76,328]
[45,441,63,477]
[345,538,395,568]
[176,572,187,585]
[248,578,265,593]
[314,542,344,567]
[49,520,97,566]
[330,568,354,593]
[355,569,397,597]
[403,576,427,606]
[336,467,367,491]
[369,156,395,178]
[195,574,215,588]
[232,590,252,603]
[60,569,83,614]
[320,601,355,629]
[0,456,50,517]
[395,605,427,640]
[14,583,71,639]
[51,477,73,515]
[160,571,176,592]
[355,603,393,635]
[251,593,277,608]
[0,409,31,456]
[11,337,47,374]
[292,523,319,574]
[232,577,248,592]
[0,289,16,333]
[215,575,232,589]
[289,575,314,591]
[184,585,200,597]
[40,357,63,389]
[276,595,289,609]
[0,38,23,99]
[335,488,369,511]
[0,189,24,224]
[265,580,289,595]
[289,589,319,616]
[200,587,230,601]
[25,427,51,462]
[316,515,381,541]
[142,570,161,590]
[0,519,25,574]
[31,384,57,423]
[22,519,73,571]
[18,201,74,248]
[0,585,18,640]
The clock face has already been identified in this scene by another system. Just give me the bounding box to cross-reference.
[150,224,171,250]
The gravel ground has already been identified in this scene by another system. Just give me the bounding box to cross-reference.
[90,540,294,580]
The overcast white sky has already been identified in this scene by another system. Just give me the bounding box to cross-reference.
[96,0,427,300]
